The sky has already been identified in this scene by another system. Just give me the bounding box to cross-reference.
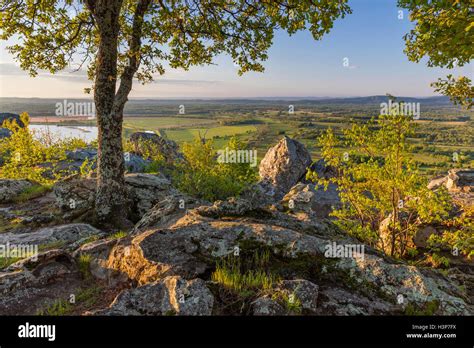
[0,0,472,99]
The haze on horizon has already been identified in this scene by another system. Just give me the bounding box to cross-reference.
[0,0,472,99]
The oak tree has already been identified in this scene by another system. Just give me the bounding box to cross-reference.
[0,0,351,223]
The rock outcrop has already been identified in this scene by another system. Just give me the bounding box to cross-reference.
[125,173,177,219]
[445,169,473,193]
[0,137,472,317]
[0,179,33,203]
[132,192,205,234]
[428,169,473,193]
[48,148,148,176]
[129,132,183,164]
[0,223,105,250]
[251,296,285,315]
[428,169,474,207]
[258,136,312,200]
[0,250,82,315]
[93,199,471,315]
[53,173,179,220]
[92,276,214,315]
[280,183,340,218]
[53,177,96,219]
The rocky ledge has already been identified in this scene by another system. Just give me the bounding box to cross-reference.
[0,137,472,316]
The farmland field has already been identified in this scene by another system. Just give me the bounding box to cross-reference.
[5,96,473,175]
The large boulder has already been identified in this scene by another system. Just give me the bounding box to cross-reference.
[251,296,285,315]
[428,168,473,196]
[0,249,82,315]
[280,183,340,218]
[132,193,205,234]
[53,173,178,220]
[125,173,177,218]
[427,168,474,209]
[53,177,96,219]
[427,175,448,190]
[129,132,183,164]
[106,208,331,285]
[93,276,214,315]
[277,279,319,313]
[258,136,312,200]
[445,169,473,193]
[0,179,34,203]
[124,152,149,173]
[335,254,470,315]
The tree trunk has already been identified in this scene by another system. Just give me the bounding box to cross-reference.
[92,0,127,223]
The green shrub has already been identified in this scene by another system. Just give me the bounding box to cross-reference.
[172,137,257,201]
[308,111,452,258]
[79,157,94,178]
[427,207,474,262]
[0,112,89,184]
[404,300,440,316]
[124,137,166,163]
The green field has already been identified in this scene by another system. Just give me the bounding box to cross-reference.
[123,116,217,133]
[25,98,473,176]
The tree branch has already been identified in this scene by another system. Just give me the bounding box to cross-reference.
[113,0,152,112]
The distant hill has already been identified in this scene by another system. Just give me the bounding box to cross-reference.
[302,95,452,105]
[0,95,454,116]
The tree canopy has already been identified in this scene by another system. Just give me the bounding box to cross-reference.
[399,0,474,109]
[1,0,352,83]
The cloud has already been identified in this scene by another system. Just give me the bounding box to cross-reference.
[153,78,221,85]
[0,63,24,76]
[0,63,220,85]
[0,63,88,81]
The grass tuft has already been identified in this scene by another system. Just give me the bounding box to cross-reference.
[13,184,51,203]
[211,250,278,297]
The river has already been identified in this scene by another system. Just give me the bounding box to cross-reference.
[29,125,98,143]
